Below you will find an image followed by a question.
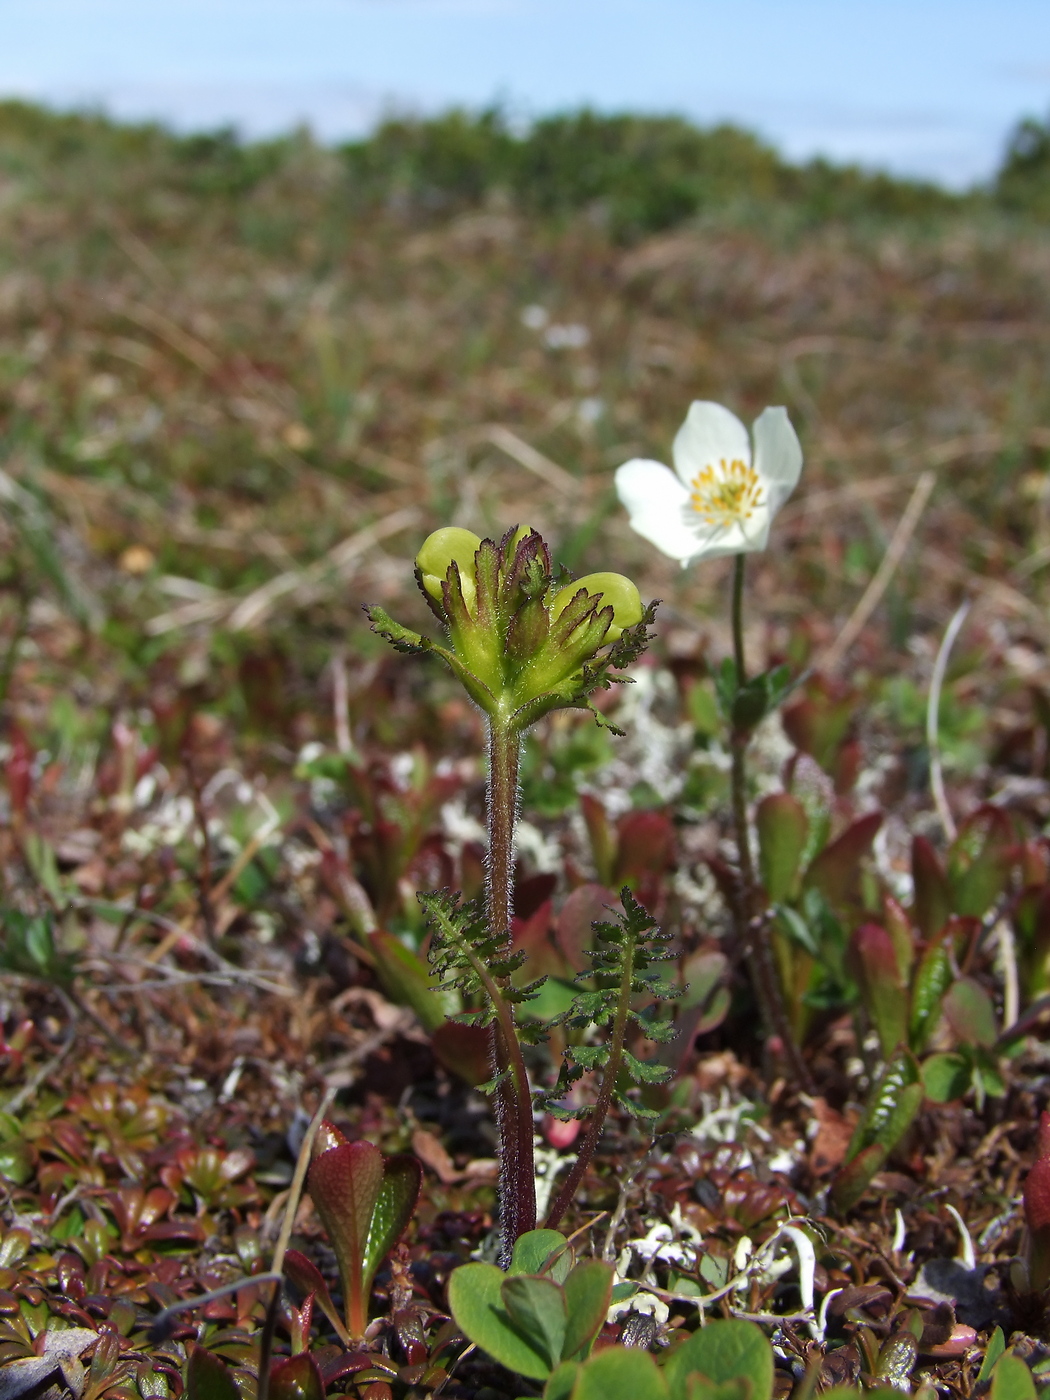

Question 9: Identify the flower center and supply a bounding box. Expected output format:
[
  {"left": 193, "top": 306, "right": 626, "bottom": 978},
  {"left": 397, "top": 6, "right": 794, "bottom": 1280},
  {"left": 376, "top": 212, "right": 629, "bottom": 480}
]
[{"left": 689, "top": 458, "right": 764, "bottom": 530}]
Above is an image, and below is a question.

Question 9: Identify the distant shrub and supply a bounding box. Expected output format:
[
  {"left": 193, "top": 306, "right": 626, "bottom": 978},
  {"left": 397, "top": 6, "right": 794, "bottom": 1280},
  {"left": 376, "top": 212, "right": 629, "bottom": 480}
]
[
  {"left": 340, "top": 106, "right": 964, "bottom": 237},
  {"left": 997, "top": 112, "right": 1050, "bottom": 214},
  {"left": 0, "top": 97, "right": 993, "bottom": 238}
]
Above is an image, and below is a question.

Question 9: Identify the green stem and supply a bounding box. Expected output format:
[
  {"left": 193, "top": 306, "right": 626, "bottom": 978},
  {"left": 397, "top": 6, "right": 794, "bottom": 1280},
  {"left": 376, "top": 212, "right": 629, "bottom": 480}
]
[
  {"left": 486, "top": 719, "right": 537, "bottom": 1266},
  {"left": 728, "top": 557, "right": 813, "bottom": 1091},
  {"left": 732, "top": 554, "right": 748, "bottom": 689},
  {"left": 543, "top": 933, "right": 634, "bottom": 1231}
]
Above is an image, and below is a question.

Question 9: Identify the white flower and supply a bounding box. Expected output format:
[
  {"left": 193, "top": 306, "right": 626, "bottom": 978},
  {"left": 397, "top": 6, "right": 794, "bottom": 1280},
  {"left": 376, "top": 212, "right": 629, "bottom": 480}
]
[{"left": 615, "top": 400, "right": 803, "bottom": 566}]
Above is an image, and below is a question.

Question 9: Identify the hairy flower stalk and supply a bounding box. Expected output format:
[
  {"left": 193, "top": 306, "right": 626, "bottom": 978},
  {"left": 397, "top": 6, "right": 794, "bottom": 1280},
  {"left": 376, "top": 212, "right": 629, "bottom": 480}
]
[{"left": 368, "top": 524, "right": 655, "bottom": 1264}]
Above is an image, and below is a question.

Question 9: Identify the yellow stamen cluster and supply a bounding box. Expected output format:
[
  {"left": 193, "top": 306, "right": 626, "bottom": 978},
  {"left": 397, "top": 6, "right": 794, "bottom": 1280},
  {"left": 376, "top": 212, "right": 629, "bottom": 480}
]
[{"left": 689, "top": 458, "right": 764, "bottom": 529}]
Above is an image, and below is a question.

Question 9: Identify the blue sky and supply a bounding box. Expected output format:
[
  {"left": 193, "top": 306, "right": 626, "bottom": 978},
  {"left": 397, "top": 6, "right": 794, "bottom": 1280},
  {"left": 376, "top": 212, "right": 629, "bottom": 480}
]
[{"left": 1, "top": 0, "right": 1048, "bottom": 186}]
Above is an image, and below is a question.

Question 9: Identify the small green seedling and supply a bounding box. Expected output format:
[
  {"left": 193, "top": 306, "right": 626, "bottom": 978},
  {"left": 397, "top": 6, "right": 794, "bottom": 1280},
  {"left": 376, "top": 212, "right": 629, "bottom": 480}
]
[
  {"left": 448, "top": 1229, "right": 613, "bottom": 1381},
  {"left": 545, "top": 1317, "right": 774, "bottom": 1400}
]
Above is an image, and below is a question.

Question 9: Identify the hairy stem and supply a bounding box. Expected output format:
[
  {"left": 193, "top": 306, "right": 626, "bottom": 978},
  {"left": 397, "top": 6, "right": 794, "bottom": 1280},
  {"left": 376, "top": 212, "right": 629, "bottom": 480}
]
[
  {"left": 729, "top": 556, "right": 813, "bottom": 1091},
  {"left": 486, "top": 719, "right": 537, "bottom": 1265},
  {"left": 543, "top": 935, "right": 634, "bottom": 1230}
]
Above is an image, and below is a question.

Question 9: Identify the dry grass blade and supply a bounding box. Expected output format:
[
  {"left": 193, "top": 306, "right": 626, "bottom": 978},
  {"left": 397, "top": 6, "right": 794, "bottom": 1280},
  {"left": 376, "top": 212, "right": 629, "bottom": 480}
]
[
  {"left": 227, "top": 506, "right": 421, "bottom": 631},
  {"left": 482, "top": 425, "right": 577, "bottom": 495},
  {"left": 820, "top": 471, "right": 936, "bottom": 672},
  {"left": 927, "top": 599, "right": 972, "bottom": 842}
]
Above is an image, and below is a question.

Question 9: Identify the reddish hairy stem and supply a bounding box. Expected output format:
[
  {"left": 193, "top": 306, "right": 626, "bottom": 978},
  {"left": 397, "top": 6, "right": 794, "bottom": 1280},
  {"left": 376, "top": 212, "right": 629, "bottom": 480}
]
[{"left": 486, "top": 720, "right": 537, "bottom": 1265}]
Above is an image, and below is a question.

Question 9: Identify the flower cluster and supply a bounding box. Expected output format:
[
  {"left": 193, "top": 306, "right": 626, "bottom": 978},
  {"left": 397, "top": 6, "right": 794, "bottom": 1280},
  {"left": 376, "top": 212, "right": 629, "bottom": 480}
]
[{"left": 368, "top": 525, "right": 655, "bottom": 734}]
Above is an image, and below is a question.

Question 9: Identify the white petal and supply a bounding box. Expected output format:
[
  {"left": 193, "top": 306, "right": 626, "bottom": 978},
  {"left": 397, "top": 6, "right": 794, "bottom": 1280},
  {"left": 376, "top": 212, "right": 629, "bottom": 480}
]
[
  {"left": 752, "top": 406, "right": 803, "bottom": 517},
  {"left": 615, "top": 459, "right": 700, "bottom": 562},
  {"left": 687, "top": 506, "right": 773, "bottom": 562},
  {"left": 672, "top": 401, "right": 751, "bottom": 487}
]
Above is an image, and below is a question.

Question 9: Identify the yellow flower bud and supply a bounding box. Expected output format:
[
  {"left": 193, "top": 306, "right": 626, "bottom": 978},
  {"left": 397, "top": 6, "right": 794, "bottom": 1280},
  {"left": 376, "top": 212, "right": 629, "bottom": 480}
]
[
  {"left": 416, "top": 527, "right": 482, "bottom": 610},
  {"left": 551, "top": 572, "right": 644, "bottom": 642}
]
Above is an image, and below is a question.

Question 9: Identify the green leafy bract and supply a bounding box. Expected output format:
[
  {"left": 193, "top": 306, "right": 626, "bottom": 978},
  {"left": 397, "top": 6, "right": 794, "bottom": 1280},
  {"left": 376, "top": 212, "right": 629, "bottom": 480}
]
[{"left": 545, "top": 889, "right": 680, "bottom": 1120}]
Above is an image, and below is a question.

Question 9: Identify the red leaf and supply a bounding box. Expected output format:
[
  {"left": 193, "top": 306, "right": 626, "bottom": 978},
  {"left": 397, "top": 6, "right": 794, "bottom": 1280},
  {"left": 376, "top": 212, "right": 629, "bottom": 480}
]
[
  {"left": 912, "top": 836, "right": 951, "bottom": 939},
  {"left": 555, "top": 884, "right": 613, "bottom": 973},
  {"left": 804, "top": 812, "right": 882, "bottom": 908},
  {"left": 308, "top": 1141, "right": 384, "bottom": 1337},
  {"left": 614, "top": 810, "right": 675, "bottom": 886},
  {"left": 269, "top": 1354, "right": 325, "bottom": 1400}
]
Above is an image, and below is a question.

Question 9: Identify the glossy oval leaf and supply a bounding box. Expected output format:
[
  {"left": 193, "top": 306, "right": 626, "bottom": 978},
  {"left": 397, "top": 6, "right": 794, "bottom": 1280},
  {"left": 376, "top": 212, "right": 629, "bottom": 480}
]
[
  {"left": 942, "top": 977, "right": 997, "bottom": 1048},
  {"left": 363, "top": 1152, "right": 423, "bottom": 1282},
  {"left": 448, "top": 1262, "right": 554, "bottom": 1381},
  {"left": 568, "top": 1346, "right": 669, "bottom": 1400},
  {"left": 922, "top": 1052, "right": 972, "bottom": 1104},
  {"left": 268, "top": 1354, "right": 325, "bottom": 1400},
  {"left": 510, "top": 1229, "right": 571, "bottom": 1280},
  {"left": 990, "top": 1354, "right": 1037, "bottom": 1400},
  {"left": 561, "top": 1260, "right": 615, "bottom": 1360},
  {"left": 186, "top": 1350, "right": 240, "bottom": 1400},
  {"left": 501, "top": 1275, "right": 568, "bottom": 1371},
  {"left": 757, "top": 793, "right": 808, "bottom": 904},
  {"left": 664, "top": 1320, "right": 773, "bottom": 1400}
]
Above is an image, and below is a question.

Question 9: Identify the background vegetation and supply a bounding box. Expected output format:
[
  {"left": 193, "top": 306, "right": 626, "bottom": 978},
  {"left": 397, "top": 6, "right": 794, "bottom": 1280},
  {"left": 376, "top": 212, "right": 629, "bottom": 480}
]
[{"left": 3, "top": 95, "right": 1050, "bottom": 1397}]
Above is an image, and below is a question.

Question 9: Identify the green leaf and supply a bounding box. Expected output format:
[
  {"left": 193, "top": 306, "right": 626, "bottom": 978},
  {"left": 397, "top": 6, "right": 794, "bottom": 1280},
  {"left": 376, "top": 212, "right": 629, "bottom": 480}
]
[
  {"left": 561, "top": 1260, "right": 614, "bottom": 1360},
  {"left": 510, "top": 1229, "right": 571, "bottom": 1279},
  {"left": 282, "top": 1249, "right": 346, "bottom": 1344},
  {"left": 846, "top": 1048, "right": 923, "bottom": 1157},
  {"left": 912, "top": 836, "right": 953, "bottom": 939},
  {"left": 804, "top": 813, "right": 882, "bottom": 910},
  {"left": 756, "top": 794, "right": 809, "bottom": 904},
  {"left": 922, "top": 1051, "right": 972, "bottom": 1103},
  {"left": 978, "top": 1328, "right": 1007, "bottom": 1384},
  {"left": 908, "top": 938, "right": 952, "bottom": 1052},
  {"left": 685, "top": 1377, "right": 753, "bottom": 1400},
  {"left": 186, "top": 1350, "right": 240, "bottom": 1400},
  {"left": 566, "top": 1346, "right": 669, "bottom": 1400},
  {"left": 621, "top": 1050, "right": 673, "bottom": 1086},
  {"left": 664, "top": 1320, "right": 774, "bottom": 1400},
  {"left": 501, "top": 1275, "right": 568, "bottom": 1371},
  {"left": 546, "top": 1362, "right": 581, "bottom": 1400},
  {"left": 309, "top": 1139, "right": 421, "bottom": 1338},
  {"left": 942, "top": 977, "right": 998, "bottom": 1048},
  {"left": 949, "top": 806, "right": 1015, "bottom": 920},
  {"left": 363, "top": 1153, "right": 423, "bottom": 1283},
  {"left": 830, "top": 1142, "right": 887, "bottom": 1212},
  {"left": 448, "top": 1262, "right": 554, "bottom": 1381},
  {"left": 990, "top": 1354, "right": 1038, "bottom": 1400},
  {"left": 308, "top": 1140, "right": 383, "bottom": 1336},
  {"left": 875, "top": 1332, "right": 917, "bottom": 1388},
  {"left": 851, "top": 923, "right": 908, "bottom": 1059},
  {"left": 368, "top": 929, "right": 454, "bottom": 1032}
]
